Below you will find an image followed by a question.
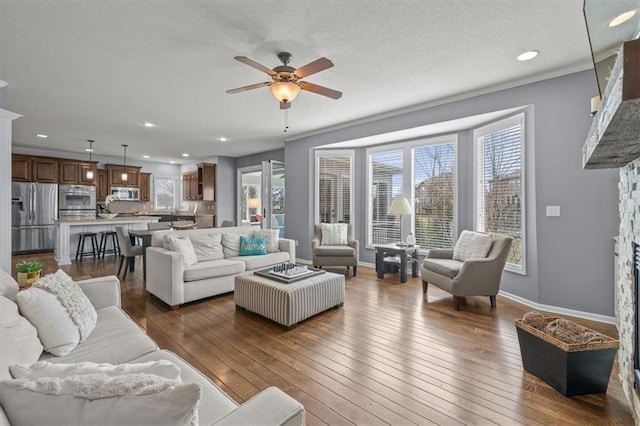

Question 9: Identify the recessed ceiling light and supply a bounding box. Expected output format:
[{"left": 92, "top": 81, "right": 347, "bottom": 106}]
[
  {"left": 36, "top": 134, "right": 48, "bottom": 138},
  {"left": 141, "top": 122, "right": 156, "bottom": 127},
  {"left": 169, "top": 161, "right": 176, "bottom": 164},
  {"left": 182, "top": 153, "right": 189, "bottom": 157},
  {"left": 85, "top": 148, "right": 93, "bottom": 152},
  {"left": 143, "top": 155, "right": 150, "bottom": 159},
  {"left": 609, "top": 10, "right": 636, "bottom": 27},
  {"left": 218, "top": 137, "right": 228, "bottom": 142},
  {"left": 517, "top": 50, "right": 539, "bottom": 61}
]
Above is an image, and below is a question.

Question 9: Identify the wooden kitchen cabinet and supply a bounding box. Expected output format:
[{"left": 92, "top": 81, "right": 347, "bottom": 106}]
[
  {"left": 59, "top": 160, "right": 98, "bottom": 185},
  {"left": 197, "top": 163, "right": 216, "bottom": 201},
  {"left": 79, "top": 162, "right": 97, "bottom": 185},
  {"left": 195, "top": 215, "right": 215, "bottom": 228},
  {"left": 105, "top": 164, "right": 141, "bottom": 187},
  {"left": 31, "top": 157, "right": 58, "bottom": 183},
  {"left": 97, "top": 169, "right": 108, "bottom": 200},
  {"left": 182, "top": 172, "right": 198, "bottom": 200},
  {"left": 11, "top": 154, "right": 31, "bottom": 181},
  {"left": 140, "top": 172, "right": 152, "bottom": 201}
]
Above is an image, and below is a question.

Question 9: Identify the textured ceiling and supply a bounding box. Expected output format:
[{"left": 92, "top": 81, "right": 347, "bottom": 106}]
[{"left": 0, "top": 1, "right": 636, "bottom": 163}]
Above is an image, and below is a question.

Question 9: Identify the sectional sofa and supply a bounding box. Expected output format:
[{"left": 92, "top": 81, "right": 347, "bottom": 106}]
[
  {"left": 146, "top": 226, "right": 295, "bottom": 309},
  {"left": 0, "top": 270, "right": 305, "bottom": 425}
]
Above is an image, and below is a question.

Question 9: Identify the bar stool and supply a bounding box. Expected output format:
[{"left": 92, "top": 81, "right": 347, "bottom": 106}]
[
  {"left": 99, "top": 231, "right": 120, "bottom": 259},
  {"left": 75, "top": 232, "right": 99, "bottom": 262}
]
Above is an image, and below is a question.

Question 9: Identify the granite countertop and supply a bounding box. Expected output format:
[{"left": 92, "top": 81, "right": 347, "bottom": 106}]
[
  {"left": 55, "top": 216, "right": 160, "bottom": 223},
  {"left": 146, "top": 212, "right": 215, "bottom": 217}
]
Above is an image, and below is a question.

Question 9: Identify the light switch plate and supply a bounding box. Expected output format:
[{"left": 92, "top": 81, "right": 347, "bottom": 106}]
[{"left": 546, "top": 206, "right": 560, "bottom": 217}]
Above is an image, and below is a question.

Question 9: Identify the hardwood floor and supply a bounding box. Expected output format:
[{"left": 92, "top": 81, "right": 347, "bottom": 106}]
[{"left": 13, "top": 252, "right": 633, "bottom": 424}]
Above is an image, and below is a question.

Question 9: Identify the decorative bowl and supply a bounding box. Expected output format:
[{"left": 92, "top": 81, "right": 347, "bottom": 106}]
[{"left": 99, "top": 213, "right": 118, "bottom": 219}]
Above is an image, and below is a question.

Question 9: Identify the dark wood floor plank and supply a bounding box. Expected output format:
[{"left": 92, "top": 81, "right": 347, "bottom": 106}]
[{"left": 13, "top": 253, "right": 633, "bottom": 425}]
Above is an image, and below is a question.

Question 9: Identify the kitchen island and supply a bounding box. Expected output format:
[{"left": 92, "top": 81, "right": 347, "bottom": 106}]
[{"left": 54, "top": 216, "right": 160, "bottom": 265}]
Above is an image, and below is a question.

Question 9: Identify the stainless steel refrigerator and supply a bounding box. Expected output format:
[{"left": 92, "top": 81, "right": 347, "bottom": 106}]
[{"left": 11, "top": 182, "right": 58, "bottom": 253}]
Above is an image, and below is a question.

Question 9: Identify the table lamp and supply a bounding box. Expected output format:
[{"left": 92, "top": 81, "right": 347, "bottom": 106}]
[{"left": 388, "top": 197, "right": 413, "bottom": 246}]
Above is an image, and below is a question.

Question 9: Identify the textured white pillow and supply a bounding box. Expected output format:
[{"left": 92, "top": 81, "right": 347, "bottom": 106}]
[
  {"left": 321, "top": 223, "right": 348, "bottom": 246},
  {"left": 0, "top": 297, "right": 43, "bottom": 380},
  {"left": 10, "top": 360, "right": 181, "bottom": 381},
  {"left": 168, "top": 237, "right": 198, "bottom": 267},
  {"left": 0, "top": 377, "right": 200, "bottom": 426},
  {"left": 0, "top": 269, "right": 19, "bottom": 302},
  {"left": 189, "top": 234, "right": 224, "bottom": 262},
  {"left": 453, "top": 231, "right": 493, "bottom": 261},
  {"left": 221, "top": 231, "right": 253, "bottom": 258},
  {"left": 17, "top": 270, "right": 97, "bottom": 357},
  {"left": 253, "top": 229, "right": 280, "bottom": 253}
]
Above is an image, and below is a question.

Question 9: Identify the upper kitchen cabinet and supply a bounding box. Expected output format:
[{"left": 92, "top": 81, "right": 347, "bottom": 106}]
[
  {"left": 104, "top": 164, "right": 141, "bottom": 187},
  {"left": 59, "top": 160, "right": 98, "bottom": 185},
  {"left": 140, "top": 172, "right": 152, "bottom": 201},
  {"left": 182, "top": 172, "right": 197, "bottom": 200},
  {"left": 11, "top": 154, "right": 31, "bottom": 182},
  {"left": 97, "top": 169, "right": 108, "bottom": 200},
  {"left": 197, "top": 162, "right": 216, "bottom": 201},
  {"left": 12, "top": 154, "right": 59, "bottom": 183}
]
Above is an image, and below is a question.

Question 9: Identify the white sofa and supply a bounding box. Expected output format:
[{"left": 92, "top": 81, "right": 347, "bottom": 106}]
[
  {"left": 146, "top": 226, "right": 295, "bottom": 309},
  {"left": 0, "top": 271, "right": 305, "bottom": 425}
]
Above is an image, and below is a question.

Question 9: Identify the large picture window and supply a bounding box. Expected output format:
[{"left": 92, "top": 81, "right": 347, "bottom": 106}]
[
  {"left": 315, "top": 151, "right": 353, "bottom": 224},
  {"left": 473, "top": 114, "right": 526, "bottom": 273},
  {"left": 154, "top": 177, "right": 178, "bottom": 210},
  {"left": 367, "top": 136, "right": 456, "bottom": 249}
]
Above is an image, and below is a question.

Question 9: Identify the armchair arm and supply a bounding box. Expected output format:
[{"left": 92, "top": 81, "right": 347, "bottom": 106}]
[
  {"left": 427, "top": 249, "right": 453, "bottom": 259},
  {"left": 146, "top": 247, "right": 185, "bottom": 307},
  {"left": 214, "top": 387, "right": 305, "bottom": 426},
  {"left": 278, "top": 238, "right": 296, "bottom": 263},
  {"left": 76, "top": 276, "right": 121, "bottom": 309},
  {"left": 311, "top": 235, "right": 321, "bottom": 251},
  {"left": 453, "top": 257, "right": 506, "bottom": 295},
  {"left": 347, "top": 237, "right": 359, "bottom": 257}
]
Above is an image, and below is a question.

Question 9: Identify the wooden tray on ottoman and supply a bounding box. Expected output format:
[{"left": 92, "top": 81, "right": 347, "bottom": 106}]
[{"left": 515, "top": 317, "right": 619, "bottom": 396}]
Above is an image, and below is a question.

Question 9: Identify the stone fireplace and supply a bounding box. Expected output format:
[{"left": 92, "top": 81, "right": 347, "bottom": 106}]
[{"left": 617, "top": 158, "right": 640, "bottom": 420}]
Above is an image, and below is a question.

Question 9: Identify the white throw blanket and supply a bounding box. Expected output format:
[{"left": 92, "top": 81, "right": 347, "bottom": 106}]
[{"left": 34, "top": 270, "right": 97, "bottom": 342}]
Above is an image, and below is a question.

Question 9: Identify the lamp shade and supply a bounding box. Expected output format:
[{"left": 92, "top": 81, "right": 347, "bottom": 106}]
[
  {"left": 248, "top": 198, "right": 261, "bottom": 209},
  {"left": 270, "top": 82, "right": 301, "bottom": 103},
  {"left": 388, "top": 197, "right": 413, "bottom": 215}
]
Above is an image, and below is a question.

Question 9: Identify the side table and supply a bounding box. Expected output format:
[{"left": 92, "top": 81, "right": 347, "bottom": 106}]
[{"left": 374, "top": 244, "right": 420, "bottom": 283}]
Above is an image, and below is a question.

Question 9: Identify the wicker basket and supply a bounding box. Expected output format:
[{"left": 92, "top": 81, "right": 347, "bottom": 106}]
[{"left": 515, "top": 317, "right": 619, "bottom": 396}]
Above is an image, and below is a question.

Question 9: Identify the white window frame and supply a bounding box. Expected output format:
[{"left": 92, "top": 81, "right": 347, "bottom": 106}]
[
  {"left": 236, "top": 165, "right": 262, "bottom": 225},
  {"left": 314, "top": 150, "right": 354, "bottom": 225},
  {"left": 472, "top": 113, "right": 527, "bottom": 275},
  {"left": 153, "top": 176, "right": 179, "bottom": 210},
  {"left": 366, "top": 134, "right": 458, "bottom": 250}
]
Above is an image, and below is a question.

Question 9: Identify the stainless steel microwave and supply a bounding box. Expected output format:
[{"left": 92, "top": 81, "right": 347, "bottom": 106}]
[{"left": 110, "top": 186, "right": 139, "bottom": 201}]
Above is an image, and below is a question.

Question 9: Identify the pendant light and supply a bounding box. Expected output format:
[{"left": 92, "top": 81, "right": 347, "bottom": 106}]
[
  {"left": 121, "top": 144, "right": 128, "bottom": 182},
  {"left": 85, "top": 140, "right": 94, "bottom": 180}
]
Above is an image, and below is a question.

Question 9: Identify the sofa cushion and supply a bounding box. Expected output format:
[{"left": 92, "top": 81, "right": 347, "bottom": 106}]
[
  {"left": 167, "top": 236, "right": 198, "bottom": 267},
  {"left": 0, "top": 269, "right": 19, "bottom": 302},
  {"left": 228, "top": 251, "right": 290, "bottom": 271},
  {"left": 239, "top": 236, "right": 267, "bottom": 256},
  {"left": 314, "top": 245, "right": 356, "bottom": 257},
  {"left": 10, "top": 360, "right": 181, "bottom": 381},
  {"left": 189, "top": 233, "right": 224, "bottom": 262},
  {"left": 253, "top": 229, "right": 280, "bottom": 253},
  {"left": 221, "top": 231, "right": 254, "bottom": 258},
  {"left": 41, "top": 306, "right": 157, "bottom": 365},
  {"left": 133, "top": 350, "right": 238, "bottom": 425},
  {"left": 320, "top": 223, "right": 348, "bottom": 246},
  {"left": 183, "top": 259, "right": 246, "bottom": 282},
  {"left": 422, "top": 258, "right": 463, "bottom": 279},
  {"left": 453, "top": 231, "right": 493, "bottom": 261},
  {"left": 0, "top": 297, "right": 43, "bottom": 380}
]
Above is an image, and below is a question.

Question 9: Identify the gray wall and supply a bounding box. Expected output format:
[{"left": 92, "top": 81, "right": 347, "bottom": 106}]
[
  {"left": 285, "top": 70, "right": 619, "bottom": 316},
  {"left": 235, "top": 148, "right": 284, "bottom": 169},
  {"left": 0, "top": 85, "right": 7, "bottom": 109}
]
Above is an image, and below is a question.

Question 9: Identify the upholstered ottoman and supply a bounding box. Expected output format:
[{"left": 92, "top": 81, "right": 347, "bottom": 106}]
[{"left": 234, "top": 271, "right": 345, "bottom": 329}]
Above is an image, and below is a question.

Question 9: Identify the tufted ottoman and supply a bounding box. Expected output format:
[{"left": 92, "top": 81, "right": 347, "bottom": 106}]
[{"left": 234, "top": 271, "right": 345, "bottom": 329}]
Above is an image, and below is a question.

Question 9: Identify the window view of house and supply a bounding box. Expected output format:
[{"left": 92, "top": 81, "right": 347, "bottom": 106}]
[
  {"left": 154, "top": 177, "right": 178, "bottom": 210},
  {"left": 316, "top": 153, "right": 352, "bottom": 224},
  {"left": 369, "top": 150, "right": 403, "bottom": 245}
]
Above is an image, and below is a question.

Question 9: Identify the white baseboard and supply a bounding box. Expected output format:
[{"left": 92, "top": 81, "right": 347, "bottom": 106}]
[{"left": 499, "top": 290, "right": 617, "bottom": 325}]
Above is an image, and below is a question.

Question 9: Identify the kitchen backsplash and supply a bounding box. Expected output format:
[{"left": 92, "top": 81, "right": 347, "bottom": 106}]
[{"left": 107, "top": 200, "right": 215, "bottom": 214}]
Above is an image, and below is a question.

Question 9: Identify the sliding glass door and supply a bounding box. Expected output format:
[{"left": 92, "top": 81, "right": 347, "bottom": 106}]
[{"left": 262, "top": 160, "right": 285, "bottom": 237}]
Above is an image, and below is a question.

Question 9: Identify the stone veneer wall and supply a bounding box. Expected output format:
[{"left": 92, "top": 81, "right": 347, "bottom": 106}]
[{"left": 617, "top": 158, "right": 640, "bottom": 421}]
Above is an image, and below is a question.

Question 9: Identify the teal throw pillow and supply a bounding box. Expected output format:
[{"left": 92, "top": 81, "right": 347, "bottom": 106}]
[{"left": 239, "top": 236, "right": 267, "bottom": 256}]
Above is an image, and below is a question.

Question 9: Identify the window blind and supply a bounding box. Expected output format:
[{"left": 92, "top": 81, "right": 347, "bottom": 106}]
[
  {"left": 413, "top": 143, "right": 455, "bottom": 249},
  {"left": 369, "top": 150, "right": 403, "bottom": 244},
  {"left": 317, "top": 155, "right": 352, "bottom": 223},
  {"left": 475, "top": 121, "right": 524, "bottom": 269}
]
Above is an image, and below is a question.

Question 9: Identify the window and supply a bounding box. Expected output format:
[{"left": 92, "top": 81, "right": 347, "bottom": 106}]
[
  {"left": 154, "top": 177, "right": 179, "bottom": 210},
  {"left": 315, "top": 151, "right": 353, "bottom": 224},
  {"left": 413, "top": 143, "right": 455, "bottom": 249},
  {"left": 369, "top": 149, "right": 403, "bottom": 244},
  {"left": 473, "top": 114, "right": 525, "bottom": 273}
]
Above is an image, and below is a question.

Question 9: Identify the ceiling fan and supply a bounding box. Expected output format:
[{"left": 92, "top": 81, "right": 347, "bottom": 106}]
[{"left": 226, "top": 52, "right": 342, "bottom": 110}]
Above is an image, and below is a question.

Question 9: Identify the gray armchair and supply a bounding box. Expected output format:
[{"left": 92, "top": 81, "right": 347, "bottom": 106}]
[
  {"left": 421, "top": 232, "right": 512, "bottom": 310},
  {"left": 312, "top": 224, "right": 359, "bottom": 276}
]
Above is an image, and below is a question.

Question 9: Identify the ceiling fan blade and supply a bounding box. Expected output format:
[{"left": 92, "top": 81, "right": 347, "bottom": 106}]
[
  {"left": 280, "top": 101, "right": 291, "bottom": 110},
  {"left": 299, "top": 81, "right": 342, "bottom": 100},
  {"left": 226, "top": 81, "right": 271, "bottom": 94},
  {"left": 234, "top": 56, "right": 276, "bottom": 76},
  {"left": 294, "top": 57, "right": 334, "bottom": 78}
]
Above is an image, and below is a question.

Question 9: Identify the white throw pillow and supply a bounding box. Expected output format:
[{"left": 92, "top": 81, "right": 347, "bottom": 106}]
[
  {"left": 189, "top": 234, "right": 224, "bottom": 262},
  {"left": 0, "top": 269, "right": 19, "bottom": 302},
  {"left": 253, "top": 229, "right": 280, "bottom": 253},
  {"left": 17, "top": 270, "right": 97, "bottom": 357},
  {"left": 168, "top": 237, "right": 198, "bottom": 267},
  {"left": 221, "top": 231, "right": 253, "bottom": 258},
  {"left": 0, "top": 376, "right": 200, "bottom": 426},
  {"left": 321, "top": 223, "right": 348, "bottom": 246},
  {"left": 0, "top": 297, "right": 43, "bottom": 380},
  {"left": 453, "top": 231, "right": 493, "bottom": 261},
  {"left": 10, "top": 360, "right": 181, "bottom": 381}
]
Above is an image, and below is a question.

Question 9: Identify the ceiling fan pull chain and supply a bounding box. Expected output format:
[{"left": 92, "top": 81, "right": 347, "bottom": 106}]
[{"left": 284, "top": 109, "right": 289, "bottom": 133}]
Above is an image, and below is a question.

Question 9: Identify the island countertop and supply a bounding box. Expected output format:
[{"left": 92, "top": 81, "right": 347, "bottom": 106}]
[{"left": 54, "top": 216, "right": 160, "bottom": 224}]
